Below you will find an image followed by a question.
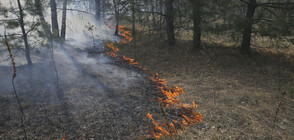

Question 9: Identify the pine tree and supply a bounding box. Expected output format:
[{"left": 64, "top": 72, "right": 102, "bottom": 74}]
[
  {"left": 95, "top": 0, "right": 101, "bottom": 22},
  {"left": 61, "top": 0, "right": 68, "bottom": 40},
  {"left": 190, "top": 0, "right": 202, "bottom": 50},
  {"left": 50, "top": 0, "right": 59, "bottom": 38},
  {"left": 165, "top": 0, "right": 176, "bottom": 46}
]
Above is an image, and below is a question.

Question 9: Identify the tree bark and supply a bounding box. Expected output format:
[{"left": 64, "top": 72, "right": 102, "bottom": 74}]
[
  {"left": 50, "top": 0, "right": 59, "bottom": 38},
  {"left": 61, "top": 0, "right": 68, "bottom": 40},
  {"left": 165, "top": 0, "right": 176, "bottom": 46},
  {"left": 17, "top": 0, "right": 32, "bottom": 65},
  {"left": 113, "top": 0, "right": 120, "bottom": 36},
  {"left": 191, "top": 0, "right": 202, "bottom": 50},
  {"left": 101, "top": 0, "right": 105, "bottom": 19},
  {"left": 132, "top": 0, "right": 136, "bottom": 47},
  {"left": 151, "top": 0, "right": 156, "bottom": 29},
  {"left": 95, "top": 0, "right": 101, "bottom": 22},
  {"left": 241, "top": 0, "right": 257, "bottom": 55}
]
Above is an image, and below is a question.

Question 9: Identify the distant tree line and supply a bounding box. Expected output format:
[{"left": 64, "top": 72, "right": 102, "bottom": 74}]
[{"left": 108, "top": 0, "right": 294, "bottom": 54}]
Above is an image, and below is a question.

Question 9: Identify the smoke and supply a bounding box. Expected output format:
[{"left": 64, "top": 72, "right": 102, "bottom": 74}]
[
  {"left": 42, "top": 1, "right": 120, "bottom": 43},
  {"left": 0, "top": 0, "right": 137, "bottom": 99},
  {"left": 0, "top": 0, "right": 143, "bottom": 118},
  {"left": 0, "top": 1, "right": 156, "bottom": 139}
]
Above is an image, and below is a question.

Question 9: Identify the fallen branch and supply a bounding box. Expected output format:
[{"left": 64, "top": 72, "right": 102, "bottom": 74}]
[{"left": 270, "top": 91, "right": 287, "bottom": 140}]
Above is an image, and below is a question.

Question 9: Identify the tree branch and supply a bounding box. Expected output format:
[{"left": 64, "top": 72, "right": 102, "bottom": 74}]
[
  {"left": 240, "top": 0, "right": 250, "bottom": 5},
  {"left": 138, "top": 10, "right": 166, "bottom": 16},
  {"left": 0, "top": 33, "right": 22, "bottom": 38},
  {"left": 26, "top": 23, "right": 40, "bottom": 34},
  {"left": 259, "top": 2, "right": 294, "bottom": 9},
  {"left": 57, "top": 8, "right": 94, "bottom": 15}
]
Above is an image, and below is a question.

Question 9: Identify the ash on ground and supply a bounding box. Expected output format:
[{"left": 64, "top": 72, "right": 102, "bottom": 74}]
[{"left": 0, "top": 39, "right": 166, "bottom": 139}]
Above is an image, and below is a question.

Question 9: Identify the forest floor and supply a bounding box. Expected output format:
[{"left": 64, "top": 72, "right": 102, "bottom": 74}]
[
  {"left": 0, "top": 37, "right": 170, "bottom": 139},
  {"left": 118, "top": 37, "right": 294, "bottom": 139},
  {"left": 0, "top": 25, "right": 293, "bottom": 139}
]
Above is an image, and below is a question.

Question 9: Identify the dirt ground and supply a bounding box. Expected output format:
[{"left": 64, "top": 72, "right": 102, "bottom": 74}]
[
  {"left": 0, "top": 38, "right": 171, "bottom": 139},
  {"left": 118, "top": 38, "right": 294, "bottom": 139},
  {"left": 1, "top": 27, "right": 293, "bottom": 139}
]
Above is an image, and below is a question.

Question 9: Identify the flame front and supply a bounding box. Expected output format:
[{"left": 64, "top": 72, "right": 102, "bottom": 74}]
[
  {"left": 106, "top": 25, "right": 133, "bottom": 44},
  {"left": 147, "top": 113, "right": 170, "bottom": 139},
  {"left": 105, "top": 43, "right": 119, "bottom": 57},
  {"left": 106, "top": 25, "right": 202, "bottom": 139},
  {"left": 123, "top": 56, "right": 139, "bottom": 65}
]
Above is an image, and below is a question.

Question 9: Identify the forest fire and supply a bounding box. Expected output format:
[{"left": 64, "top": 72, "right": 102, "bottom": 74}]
[
  {"left": 147, "top": 113, "right": 172, "bottom": 139},
  {"left": 151, "top": 74, "right": 184, "bottom": 106},
  {"left": 121, "top": 30, "right": 133, "bottom": 42},
  {"left": 148, "top": 74, "right": 202, "bottom": 139},
  {"left": 106, "top": 25, "right": 202, "bottom": 139},
  {"left": 106, "top": 43, "right": 119, "bottom": 57},
  {"left": 123, "top": 56, "right": 139, "bottom": 65},
  {"left": 1, "top": 0, "right": 292, "bottom": 139}
]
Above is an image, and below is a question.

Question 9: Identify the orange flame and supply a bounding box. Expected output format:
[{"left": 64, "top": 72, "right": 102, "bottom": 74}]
[
  {"left": 105, "top": 43, "right": 119, "bottom": 57},
  {"left": 147, "top": 113, "right": 170, "bottom": 139},
  {"left": 148, "top": 72, "right": 202, "bottom": 139},
  {"left": 106, "top": 25, "right": 202, "bottom": 139},
  {"left": 123, "top": 56, "right": 139, "bottom": 65},
  {"left": 106, "top": 25, "right": 133, "bottom": 43},
  {"left": 106, "top": 25, "right": 114, "bottom": 29},
  {"left": 62, "top": 134, "right": 66, "bottom": 140}
]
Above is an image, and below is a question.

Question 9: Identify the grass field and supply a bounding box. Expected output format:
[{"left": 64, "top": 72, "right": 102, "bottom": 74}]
[{"left": 117, "top": 32, "right": 294, "bottom": 139}]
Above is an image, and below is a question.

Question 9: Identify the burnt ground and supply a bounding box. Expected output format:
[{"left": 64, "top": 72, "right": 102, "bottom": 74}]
[{"left": 0, "top": 39, "right": 167, "bottom": 139}]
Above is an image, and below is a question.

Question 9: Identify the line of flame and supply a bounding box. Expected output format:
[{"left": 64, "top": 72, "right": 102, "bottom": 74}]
[{"left": 105, "top": 25, "right": 202, "bottom": 139}]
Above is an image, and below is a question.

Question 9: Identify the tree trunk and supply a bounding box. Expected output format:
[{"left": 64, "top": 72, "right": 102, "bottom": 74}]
[
  {"left": 191, "top": 0, "right": 202, "bottom": 50},
  {"left": 50, "top": 0, "right": 59, "bottom": 38},
  {"left": 95, "top": 0, "right": 101, "bottom": 22},
  {"left": 165, "top": 0, "right": 175, "bottom": 46},
  {"left": 113, "top": 0, "right": 119, "bottom": 36},
  {"left": 101, "top": 0, "right": 106, "bottom": 19},
  {"left": 61, "top": 0, "right": 68, "bottom": 40},
  {"left": 241, "top": 0, "right": 257, "bottom": 55},
  {"left": 132, "top": 0, "right": 136, "bottom": 47},
  {"left": 17, "top": 0, "right": 32, "bottom": 65},
  {"left": 115, "top": 22, "right": 119, "bottom": 36},
  {"left": 158, "top": 0, "right": 164, "bottom": 41},
  {"left": 151, "top": 0, "right": 156, "bottom": 30}
]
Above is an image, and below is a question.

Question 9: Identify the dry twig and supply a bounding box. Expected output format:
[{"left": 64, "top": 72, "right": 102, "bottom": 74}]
[{"left": 4, "top": 33, "right": 28, "bottom": 140}]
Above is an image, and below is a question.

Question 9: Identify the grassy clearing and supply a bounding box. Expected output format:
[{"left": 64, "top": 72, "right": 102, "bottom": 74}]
[{"left": 117, "top": 31, "right": 294, "bottom": 139}]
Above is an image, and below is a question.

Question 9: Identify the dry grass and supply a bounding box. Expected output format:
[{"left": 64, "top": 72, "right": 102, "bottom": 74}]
[{"left": 118, "top": 34, "right": 294, "bottom": 139}]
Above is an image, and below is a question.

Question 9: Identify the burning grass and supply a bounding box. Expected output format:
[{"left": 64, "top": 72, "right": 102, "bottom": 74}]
[{"left": 105, "top": 25, "right": 202, "bottom": 139}]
